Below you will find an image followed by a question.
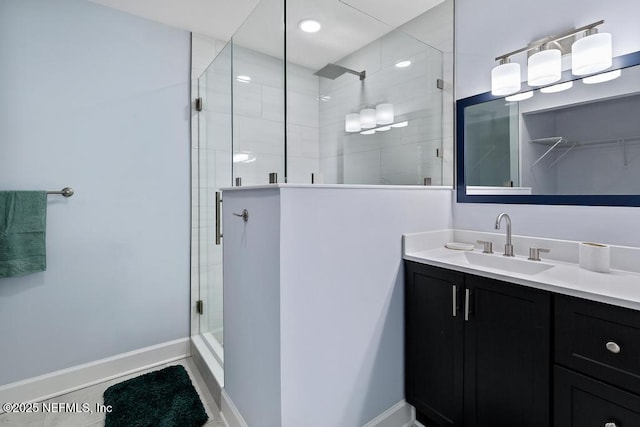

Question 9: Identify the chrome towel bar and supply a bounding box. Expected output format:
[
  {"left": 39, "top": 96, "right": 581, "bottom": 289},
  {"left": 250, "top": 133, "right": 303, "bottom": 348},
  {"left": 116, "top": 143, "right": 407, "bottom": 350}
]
[{"left": 46, "top": 187, "right": 74, "bottom": 197}]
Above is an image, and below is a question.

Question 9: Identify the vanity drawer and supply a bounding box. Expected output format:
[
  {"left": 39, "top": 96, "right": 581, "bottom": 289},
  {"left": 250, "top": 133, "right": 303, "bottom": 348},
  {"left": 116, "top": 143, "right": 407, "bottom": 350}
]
[
  {"left": 555, "top": 294, "right": 640, "bottom": 395},
  {"left": 554, "top": 366, "right": 640, "bottom": 427}
]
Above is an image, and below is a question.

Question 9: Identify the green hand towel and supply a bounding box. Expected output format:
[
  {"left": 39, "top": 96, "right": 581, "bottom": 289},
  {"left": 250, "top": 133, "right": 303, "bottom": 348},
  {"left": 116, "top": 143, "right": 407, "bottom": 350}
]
[{"left": 0, "top": 191, "right": 47, "bottom": 278}]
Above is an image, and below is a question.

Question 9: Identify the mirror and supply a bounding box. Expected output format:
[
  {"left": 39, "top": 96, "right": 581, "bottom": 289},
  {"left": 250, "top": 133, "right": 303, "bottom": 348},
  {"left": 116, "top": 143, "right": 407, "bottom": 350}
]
[{"left": 457, "top": 50, "right": 640, "bottom": 206}]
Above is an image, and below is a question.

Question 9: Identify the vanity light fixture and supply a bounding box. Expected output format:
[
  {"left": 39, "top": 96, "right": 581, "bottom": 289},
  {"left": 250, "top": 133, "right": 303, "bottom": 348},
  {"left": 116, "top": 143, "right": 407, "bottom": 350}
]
[
  {"left": 491, "top": 59, "right": 521, "bottom": 96},
  {"left": 582, "top": 69, "right": 621, "bottom": 84},
  {"left": 395, "top": 60, "right": 412, "bottom": 68},
  {"left": 540, "top": 81, "right": 573, "bottom": 93},
  {"left": 528, "top": 46, "right": 561, "bottom": 86},
  {"left": 377, "top": 126, "right": 392, "bottom": 132},
  {"left": 572, "top": 29, "right": 612, "bottom": 75},
  {"left": 360, "top": 129, "right": 376, "bottom": 135},
  {"left": 505, "top": 91, "right": 533, "bottom": 102},
  {"left": 491, "top": 20, "right": 611, "bottom": 95},
  {"left": 298, "top": 19, "right": 321, "bottom": 33}
]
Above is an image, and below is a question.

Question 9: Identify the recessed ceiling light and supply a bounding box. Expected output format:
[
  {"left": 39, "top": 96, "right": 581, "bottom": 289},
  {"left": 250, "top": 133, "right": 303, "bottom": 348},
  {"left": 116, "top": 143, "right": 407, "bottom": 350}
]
[
  {"left": 236, "top": 75, "right": 251, "bottom": 83},
  {"left": 395, "top": 60, "right": 412, "bottom": 68},
  {"left": 299, "top": 19, "right": 321, "bottom": 33}
]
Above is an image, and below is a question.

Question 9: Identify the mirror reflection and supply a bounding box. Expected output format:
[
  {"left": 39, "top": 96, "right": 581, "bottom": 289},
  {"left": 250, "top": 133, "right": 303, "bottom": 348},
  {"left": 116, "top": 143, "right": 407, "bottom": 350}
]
[
  {"left": 461, "top": 53, "right": 640, "bottom": 197},
  {"left": 197, "top": 0, "right": 454, "bottom": 186}
]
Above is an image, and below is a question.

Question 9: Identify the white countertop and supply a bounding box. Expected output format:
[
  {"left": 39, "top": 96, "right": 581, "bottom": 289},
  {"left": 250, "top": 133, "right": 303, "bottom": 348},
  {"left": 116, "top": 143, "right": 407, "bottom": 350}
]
[
  {"left": 403, "top": 230, "right": 640, "bottom": 311},
  {"left": 221, "top": 183, "right": 453, "bottom": 191}
]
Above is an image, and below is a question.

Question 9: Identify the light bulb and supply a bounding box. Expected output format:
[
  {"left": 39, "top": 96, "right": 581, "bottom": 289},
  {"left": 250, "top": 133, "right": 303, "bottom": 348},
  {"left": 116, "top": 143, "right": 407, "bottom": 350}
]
[
  {"left": 572, "top": 32, "right": 612, "bottom": 76},
  {"left": 491, "top": 62, "right": 521, "bottom": 96},
  {"left": 528, "top": 49, "right": 561, "bottom": 86}
]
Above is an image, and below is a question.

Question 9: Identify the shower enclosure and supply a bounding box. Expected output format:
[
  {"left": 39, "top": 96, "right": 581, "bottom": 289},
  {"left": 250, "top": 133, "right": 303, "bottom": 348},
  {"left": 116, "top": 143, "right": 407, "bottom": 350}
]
[{"left": 191, "top": 0, "right": 452, "bottom": 389}]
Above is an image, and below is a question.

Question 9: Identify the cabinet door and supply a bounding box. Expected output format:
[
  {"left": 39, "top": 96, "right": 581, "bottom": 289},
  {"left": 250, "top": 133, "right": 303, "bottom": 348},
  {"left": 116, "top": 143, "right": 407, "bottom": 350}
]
[
  {"left": 555, "top": 294, "right": 640, "bottom": 395},
  {"left": 554, "top": 365, "right": 640, "bottom": 426},
  {"left": 463, "top": 274, "right": 551, "bottom": 427},
  {"left": 405, "top": 262, "right": 464, "bottom": 427}
]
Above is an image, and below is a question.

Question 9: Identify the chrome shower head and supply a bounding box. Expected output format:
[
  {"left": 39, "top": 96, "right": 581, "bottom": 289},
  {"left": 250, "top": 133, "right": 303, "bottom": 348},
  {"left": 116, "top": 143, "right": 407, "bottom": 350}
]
[{"left": 313, "top": 63, "right": 366, "bottom": 80}]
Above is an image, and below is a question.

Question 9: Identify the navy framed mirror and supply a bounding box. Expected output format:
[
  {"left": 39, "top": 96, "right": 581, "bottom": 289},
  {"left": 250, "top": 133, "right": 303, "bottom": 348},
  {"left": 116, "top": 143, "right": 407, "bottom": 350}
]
[{"left": 456, "top": 50, "right": 640, "bottom": 206}]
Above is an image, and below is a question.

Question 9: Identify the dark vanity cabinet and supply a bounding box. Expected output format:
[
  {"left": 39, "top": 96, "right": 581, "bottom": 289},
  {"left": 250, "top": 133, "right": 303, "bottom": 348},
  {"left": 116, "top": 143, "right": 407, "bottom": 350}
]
[
  {"left": 405, "top": 261, "right": 551, "bottom": 427},
  {"left": 554, "top": 295, "right": 640, "bottom": 426}
]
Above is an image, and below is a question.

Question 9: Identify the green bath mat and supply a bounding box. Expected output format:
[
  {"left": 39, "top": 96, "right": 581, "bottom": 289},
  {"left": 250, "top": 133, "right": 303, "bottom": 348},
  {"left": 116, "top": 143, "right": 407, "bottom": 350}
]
[{"left": 103, "top": 365, "right": 208, "bottom": 427}]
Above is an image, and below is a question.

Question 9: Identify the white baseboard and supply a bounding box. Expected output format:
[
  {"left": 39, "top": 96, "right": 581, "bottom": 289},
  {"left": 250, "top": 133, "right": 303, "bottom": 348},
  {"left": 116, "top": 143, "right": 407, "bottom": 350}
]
[
  {"left": 221, "top": 389, "right": 248, "bottom": 427},
  {"left": 0, "top": 337, "right": 190, "bottom": 411},
  {"left": 219, "top": 393, "right": 413, "bottom": 427},
  {"left": 362, "top": 400, "right": 415, "bottom": 427}
]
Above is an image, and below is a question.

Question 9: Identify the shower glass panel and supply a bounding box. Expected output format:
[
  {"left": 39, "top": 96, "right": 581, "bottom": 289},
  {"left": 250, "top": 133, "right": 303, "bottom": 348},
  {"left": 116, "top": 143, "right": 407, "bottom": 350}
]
[
  {"left": 285, "top": 0, "right": 445, "bottom": 185},
  {"left": 231, "top": 0, "right": 286, "bottom": 185},
  {"left": 191, "top": 0, "right": 452, "bottom": 388},
  {"left": 195, "top": 40, "right": 232, "bottom": 366}
]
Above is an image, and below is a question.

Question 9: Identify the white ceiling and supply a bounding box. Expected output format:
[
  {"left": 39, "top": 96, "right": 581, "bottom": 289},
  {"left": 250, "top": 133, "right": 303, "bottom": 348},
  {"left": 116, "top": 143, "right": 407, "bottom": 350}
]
[{"left": 89, "top": 0, "right": 444, "bottom": 70}]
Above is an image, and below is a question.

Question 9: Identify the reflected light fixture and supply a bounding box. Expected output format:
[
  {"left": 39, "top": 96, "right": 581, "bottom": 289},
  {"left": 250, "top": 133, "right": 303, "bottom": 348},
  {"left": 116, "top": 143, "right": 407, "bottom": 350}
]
[
  {"left": 540, "top": 81, "right": 573, "bottom": 93},
  {"left": 345, "top": 103, "right": 396, "bottom": 133},
  {"left": 391, "top": 121, "right": 409, "bottom": 128},
  {"left": 376, "top": 126, "right": 391, "bottom": 132},
  {"left": 298, "top": 19, "right": 321, "bottom": 33},
  {"left": 505, "top": 91, "right": 533, "bottom": 102},
  {"left": 233, "top": 152, "right": 256, "bottom": 163},
  {"left": 345, "top": 113, "right": 361, "bottom": 132},
  {"left": 360, "top": 129, "right": 376, "bottom": 135},
  {"left": 491, "top": 59, "right": 521, "bottom": 96},
  {"left": 572, "top": 29, "right": 612, "bottom": 76},
  {"left": 395, "top": 60, "right": 412, "bottom": 68},
  {"left": 582, "top": 69, "right": 621, "bottom": 84},
  {"left": 376, "top": 103, "right": 394, "bottom": 125},
  {"left": 236, "top": 75, "right": 251, "bottom": 83},
  {"left": 359, "top": 108, "right": 377, "bottom": 129}
]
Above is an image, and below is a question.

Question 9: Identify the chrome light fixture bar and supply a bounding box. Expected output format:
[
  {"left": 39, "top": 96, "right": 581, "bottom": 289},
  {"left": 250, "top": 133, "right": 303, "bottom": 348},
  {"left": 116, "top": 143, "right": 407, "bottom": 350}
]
[{"left": 491, "top": 20, "right": 612, "bottom": 96}]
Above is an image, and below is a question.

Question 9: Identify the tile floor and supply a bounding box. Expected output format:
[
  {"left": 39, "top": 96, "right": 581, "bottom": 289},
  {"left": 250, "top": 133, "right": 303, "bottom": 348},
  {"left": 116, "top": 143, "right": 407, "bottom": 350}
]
[{"left": 0, "top": 358, "right": 224, "bottom": 427}]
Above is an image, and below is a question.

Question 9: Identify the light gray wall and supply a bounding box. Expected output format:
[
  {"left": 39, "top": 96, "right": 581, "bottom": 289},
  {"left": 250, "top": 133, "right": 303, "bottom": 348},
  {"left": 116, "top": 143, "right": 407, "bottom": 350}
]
[
  {"left": 454, "top": 0, "right": 640, "bottom": 246},
  {"left": 278, "top": 187, "right": 453, "bottom": 426},
  {"left": 222, "top": 186, "right": 452, "bottom": 426},
  {"left": 222, "top": 188, "right": 282, "bottom": 427},
  {"left": 0, "top": 0, "right": 191, "bottom": 385}
]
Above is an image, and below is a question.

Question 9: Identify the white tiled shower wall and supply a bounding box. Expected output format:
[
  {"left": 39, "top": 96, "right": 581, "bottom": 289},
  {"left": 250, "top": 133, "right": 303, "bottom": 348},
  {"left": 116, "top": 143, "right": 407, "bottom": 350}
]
[
  {"left": 189, "top": 0, "right": 454, "bottom": 333},
  {"left": 318, "top": 0, "right": 454, "bottom": 185}
]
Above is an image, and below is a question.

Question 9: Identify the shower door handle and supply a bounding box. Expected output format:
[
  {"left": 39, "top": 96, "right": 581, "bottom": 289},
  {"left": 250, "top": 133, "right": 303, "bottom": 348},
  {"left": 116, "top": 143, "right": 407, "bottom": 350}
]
[{"left": 215, "top": 191, "right": 223, "bottom": 245}]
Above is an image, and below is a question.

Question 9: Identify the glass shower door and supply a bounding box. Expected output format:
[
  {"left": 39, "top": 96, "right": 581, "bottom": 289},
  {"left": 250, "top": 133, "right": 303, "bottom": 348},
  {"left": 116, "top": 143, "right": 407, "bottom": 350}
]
[{"left": 195, "top": 41, "right": 232, "bottom": 367}]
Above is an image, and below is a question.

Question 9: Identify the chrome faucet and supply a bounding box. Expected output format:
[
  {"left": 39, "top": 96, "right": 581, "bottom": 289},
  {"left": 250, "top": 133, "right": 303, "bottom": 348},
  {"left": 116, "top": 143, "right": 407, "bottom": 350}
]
[{"left": 494, "top": 213, "right": 514, "bottom": 257}]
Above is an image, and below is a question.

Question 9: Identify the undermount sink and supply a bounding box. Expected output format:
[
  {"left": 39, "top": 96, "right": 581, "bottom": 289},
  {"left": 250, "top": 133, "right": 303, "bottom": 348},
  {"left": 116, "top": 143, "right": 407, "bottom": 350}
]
[{"left": 444, "top": 251, "right": 555, "bottom": 275}]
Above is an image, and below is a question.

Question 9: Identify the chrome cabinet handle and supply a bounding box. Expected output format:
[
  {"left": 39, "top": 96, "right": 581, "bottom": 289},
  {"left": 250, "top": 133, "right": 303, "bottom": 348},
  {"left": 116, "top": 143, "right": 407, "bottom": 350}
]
[
  {"left": 464, "top": 289, "right": 470, "bottom": 321},
  {"left": 215, "top": 191, "right": 223, "bottom": 245},
  {"left": 605, "top": 422, "right": 618, "bottom": 427},
  {"left": 452, "top": 285, "right": 457, "bottom": 317},
  {"left": 233, "top": 209, "right": 249, "bottom": 222},
  {"left": 606, "top": 341, "right": 621, "bottom": 354}
]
